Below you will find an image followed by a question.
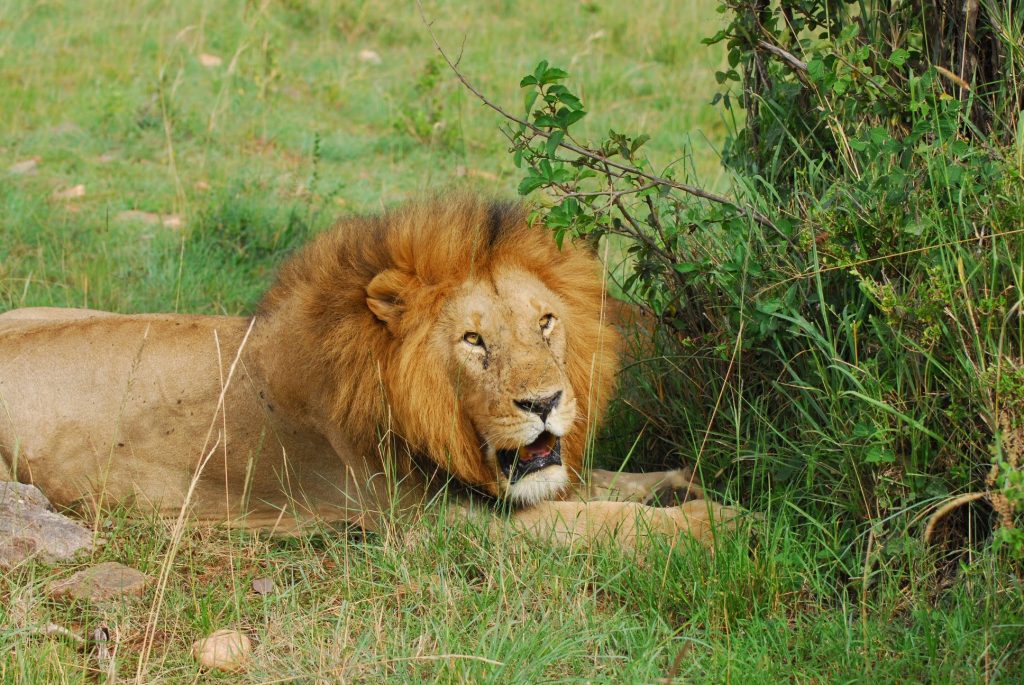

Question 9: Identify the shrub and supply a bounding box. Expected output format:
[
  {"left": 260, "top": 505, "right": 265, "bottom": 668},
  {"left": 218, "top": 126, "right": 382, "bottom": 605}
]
[{"left": 495, "top": 1, "right": 1024, "bottom": 560}]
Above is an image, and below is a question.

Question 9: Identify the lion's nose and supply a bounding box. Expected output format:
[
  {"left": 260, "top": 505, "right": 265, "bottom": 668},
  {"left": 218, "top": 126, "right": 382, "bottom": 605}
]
[{"left": 514, "top": 391, "right": 562, "bottom": 422}]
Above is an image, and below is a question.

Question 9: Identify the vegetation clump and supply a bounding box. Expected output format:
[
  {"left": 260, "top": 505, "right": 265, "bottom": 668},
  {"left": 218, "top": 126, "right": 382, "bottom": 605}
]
[{"left": 500, "top": 1, "right": 1024, "bottom": 565}]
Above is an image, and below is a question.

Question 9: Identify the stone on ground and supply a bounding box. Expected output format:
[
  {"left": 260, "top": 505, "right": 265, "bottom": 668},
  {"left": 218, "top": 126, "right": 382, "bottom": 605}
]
[
  {"left": 0, "top": 482, "right": 96, "bottom": 568},
  {"left": 192, "top": 629, "right": 252, "bottom": 672},
  {"left": 48, "top": 561, "right": 149, "bottom": 602}
]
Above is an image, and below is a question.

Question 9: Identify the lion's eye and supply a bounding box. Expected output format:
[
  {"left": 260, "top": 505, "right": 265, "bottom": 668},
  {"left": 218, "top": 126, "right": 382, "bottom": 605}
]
[
  {"left": 539, "top": 313, "right": 556, "bottom": 333},
  {"left": 463, "top": 332, "right": 484, "bottom": 347}
]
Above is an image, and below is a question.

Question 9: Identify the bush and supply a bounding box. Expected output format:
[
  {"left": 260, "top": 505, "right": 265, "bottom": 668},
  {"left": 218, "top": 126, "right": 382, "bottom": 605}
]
[{"left": 498, "top": 1, "right": 1024, "bottom": 561}]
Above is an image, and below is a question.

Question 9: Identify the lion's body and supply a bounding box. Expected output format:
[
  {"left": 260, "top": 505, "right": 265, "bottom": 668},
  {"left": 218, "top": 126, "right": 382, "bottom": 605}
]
[
  {"left": 0, "top": 197, "right": 741, "bottom": 544},
  {"left": 0, "top": 310, "right": 395, "bottom": 531}
]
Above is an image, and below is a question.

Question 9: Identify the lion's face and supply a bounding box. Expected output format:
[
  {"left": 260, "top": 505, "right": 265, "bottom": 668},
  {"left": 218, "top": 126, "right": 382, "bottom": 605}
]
[
  {"left": 437, "top": 267, "right": 577, "bottom": 505},
  {"left": 290, "top": 199, "right": 617, "bottom": 509}
]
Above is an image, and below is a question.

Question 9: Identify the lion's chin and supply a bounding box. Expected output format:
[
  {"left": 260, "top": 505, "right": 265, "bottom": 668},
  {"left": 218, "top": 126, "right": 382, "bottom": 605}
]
[{"left": 504, "top": 464, "right": 569, "bottom": 507}]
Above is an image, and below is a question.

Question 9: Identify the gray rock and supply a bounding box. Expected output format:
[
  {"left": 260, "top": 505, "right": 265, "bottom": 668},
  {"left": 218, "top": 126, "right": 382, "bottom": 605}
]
[
  {"left": 48, "top": 561, "right": 149, "bottom": 602},
  {"left": 0, "top": 482, "right": 96, "bottom": 568}
]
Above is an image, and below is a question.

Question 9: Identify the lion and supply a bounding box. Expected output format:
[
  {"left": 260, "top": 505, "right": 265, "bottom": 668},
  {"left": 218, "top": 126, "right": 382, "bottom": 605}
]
[{"left": 0, "top": 196, "right": 742, "bottom": 547}]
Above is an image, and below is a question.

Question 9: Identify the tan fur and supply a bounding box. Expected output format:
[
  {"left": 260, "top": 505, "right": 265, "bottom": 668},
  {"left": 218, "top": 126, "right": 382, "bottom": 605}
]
[
  {"left": 256, "top": 198, "right": 618, "bottom": 496},
  {"left": 0, "top": 196, "right": 744, "bottom": 545}
]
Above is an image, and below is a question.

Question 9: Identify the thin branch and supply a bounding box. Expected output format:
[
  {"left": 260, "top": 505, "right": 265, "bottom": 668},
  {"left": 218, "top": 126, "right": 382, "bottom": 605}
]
[
  {"left": 644, "top": 192, "right": 668, "bottom": 246},
  {"left": 612, "top": 197, "right": 687, "bottom": 288},
  {"left": 561, "top": 182, "right": 660, "bottom": 200},
  {"left": 757, "top": 39, "right": 807, "bottom": 72},
  {"left": 417, "top": 1, "right": 778, "bottom": 232}
]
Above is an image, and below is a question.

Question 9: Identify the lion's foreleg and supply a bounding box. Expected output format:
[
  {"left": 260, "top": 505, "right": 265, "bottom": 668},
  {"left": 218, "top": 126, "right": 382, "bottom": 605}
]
[
  {"left": 574, "top": 467, "right": 704, "bottom": 505},
  {"left": 509, "top": 499, "right": 744, "bottom": 548}
]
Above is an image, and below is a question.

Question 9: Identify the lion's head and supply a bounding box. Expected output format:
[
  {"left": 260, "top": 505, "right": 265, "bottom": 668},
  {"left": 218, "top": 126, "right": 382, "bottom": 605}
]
[{"left": 260, "top": 196, "right": 619, "bottom": 505}]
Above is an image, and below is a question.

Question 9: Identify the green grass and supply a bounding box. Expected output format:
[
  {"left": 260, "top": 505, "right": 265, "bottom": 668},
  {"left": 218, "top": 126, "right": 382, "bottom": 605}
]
[
  {"left": 2, "top": 507, "right": 1020, "bottom": 684},
  {"left": 0, "top": 0, "right": 729, "bottom": 314},
  {"left": 2, "top": 1, "right": 1022, "bottom": 683}
]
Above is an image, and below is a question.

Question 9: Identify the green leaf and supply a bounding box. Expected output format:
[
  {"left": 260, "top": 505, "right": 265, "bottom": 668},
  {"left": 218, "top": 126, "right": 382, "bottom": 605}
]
[
  {"left": 546, "top": 130, "right": 564, "bottom": 157},
  {"left": 559, "top": 92, "right": 583, "bottom": 111},
  {"left": 807, "top": 57, "right": 826, "bottom": 82},
  {"left": 864, "top": 446, "right": 895, "bottom": 464},
  {"left": 851, "top": 423, "right": 877, "bottom": 439},
  {"left": 533, "top": 114, "right": 559, "bottom": 128},
  {"left": 523, "top": 89, "right": 538, "bottom": 114},
  {"left": 533, "top": 60, "right": 549, "bottom": 82},
  {"left": 550, "top": 167, "right": 573, "bottom": 183},
  {"left": 562, "top": 109, "right": 586, "bottom": 127},
  {"left": 539, "top": 67, "right": 569, "bottom": 84},
  {"left": 703, "top": 29, "right": 727, "bottom": 45},
  {"left": 889, "top": 48, "right": 909, "bottom": 68},
  {"left": 518, "top": 174, "right": 546, "bottom": 195},
  {"left": 869, "top": 127, "right": 891, "bottom": 144}
]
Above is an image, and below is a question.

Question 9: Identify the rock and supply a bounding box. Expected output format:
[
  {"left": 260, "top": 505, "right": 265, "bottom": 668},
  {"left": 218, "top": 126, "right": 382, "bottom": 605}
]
[
  {"left": 48, "top": 561, "right": 149, "bottom": 602},
  {"left": 52, "top": 184, "right": 86, "bottom": 200},
  {"left": 192, "top": 629, "right": 251, "bottom": 672},
  {"left": 357, "top": 49, "right": 382, "bottom": 65},
  {"left": 8, "top": 158, "right": 39, "bottom": 175},
  {"left": 0, "top": 482, "right": 96, "bottom": 568},
  {"left": 199, "top": 53, "right": 222, "bottom": 68},
  {"left": 114, "top": 210, "right": 183, "bottom": 230},
  {"left": 251, "top": 577, "right": 275, "bottom": 595}
]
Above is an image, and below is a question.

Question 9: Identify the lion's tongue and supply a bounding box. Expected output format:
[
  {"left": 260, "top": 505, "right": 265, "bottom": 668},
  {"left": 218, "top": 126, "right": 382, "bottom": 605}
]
[{"left": 520, "top": 433, "right": 555, "bottom": 461}]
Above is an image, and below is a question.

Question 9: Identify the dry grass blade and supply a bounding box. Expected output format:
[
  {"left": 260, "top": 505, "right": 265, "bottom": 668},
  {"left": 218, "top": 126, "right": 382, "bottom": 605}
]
[{"left": 133, "top": 318, "right": 256, "bottom": 683}]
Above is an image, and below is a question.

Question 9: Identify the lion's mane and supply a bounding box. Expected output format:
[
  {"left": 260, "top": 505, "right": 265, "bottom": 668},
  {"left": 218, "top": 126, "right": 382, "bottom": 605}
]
[{"left": 257, "top": 195, "right": 620, "bottom": 492}]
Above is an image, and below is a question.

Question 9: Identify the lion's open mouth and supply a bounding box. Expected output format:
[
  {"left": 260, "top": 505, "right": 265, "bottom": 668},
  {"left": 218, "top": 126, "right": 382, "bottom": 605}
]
[{"left": 496, "top": 431, "right": 562, "bottom": 484}]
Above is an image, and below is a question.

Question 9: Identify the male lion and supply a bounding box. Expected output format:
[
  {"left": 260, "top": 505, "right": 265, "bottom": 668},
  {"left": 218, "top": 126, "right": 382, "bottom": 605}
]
[{"left": 0, "top": 197, "right": 740, "bottom": 546}]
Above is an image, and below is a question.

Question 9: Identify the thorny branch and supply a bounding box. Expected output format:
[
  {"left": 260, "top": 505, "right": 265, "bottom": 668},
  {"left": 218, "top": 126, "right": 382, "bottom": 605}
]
[{"left": 416, "top": 2, "right": 779, "bottom": 233}]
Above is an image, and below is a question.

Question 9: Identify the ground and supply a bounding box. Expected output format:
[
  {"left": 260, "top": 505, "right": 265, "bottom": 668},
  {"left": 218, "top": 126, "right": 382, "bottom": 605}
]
[{"left": 1, "top": 1, "right": 1021, "bottom": 683}]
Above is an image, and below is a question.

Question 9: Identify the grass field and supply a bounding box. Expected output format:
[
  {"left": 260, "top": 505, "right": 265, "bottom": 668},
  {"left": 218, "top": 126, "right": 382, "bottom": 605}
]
[
  {"left": 1, "top": 0, "right": 729, "bottom": 314},
  {"left": 2, "top": 1, "right": 1022, "bottom": 683}
]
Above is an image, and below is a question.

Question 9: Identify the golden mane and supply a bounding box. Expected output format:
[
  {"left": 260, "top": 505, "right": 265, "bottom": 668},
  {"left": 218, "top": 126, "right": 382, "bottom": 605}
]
[{"left": 257, "top": 195, "right": 620, "bottom": 493}]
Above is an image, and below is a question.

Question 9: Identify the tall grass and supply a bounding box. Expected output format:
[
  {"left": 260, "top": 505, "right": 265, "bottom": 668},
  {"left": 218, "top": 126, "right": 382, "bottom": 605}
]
[{"left": 510, "top": 0, "right": 1024, "bottom": 561}]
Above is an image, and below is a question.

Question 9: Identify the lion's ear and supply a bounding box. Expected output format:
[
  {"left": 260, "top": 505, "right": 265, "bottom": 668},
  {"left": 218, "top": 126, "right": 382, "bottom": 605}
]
[{"left": 366, "top": 269, "right": 409, "bottom": 331}]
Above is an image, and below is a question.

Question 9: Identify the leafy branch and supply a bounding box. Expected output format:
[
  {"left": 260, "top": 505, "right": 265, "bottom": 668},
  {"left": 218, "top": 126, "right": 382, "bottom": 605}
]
[{"left": 417, "top": 3, "right": 777, "bottom": 233}]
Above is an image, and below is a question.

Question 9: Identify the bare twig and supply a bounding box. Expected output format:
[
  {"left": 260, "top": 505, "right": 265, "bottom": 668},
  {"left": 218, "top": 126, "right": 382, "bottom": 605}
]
[
  {"left": 134, "top": 318, "right": 256, "bottom": 684},
  {"left": 644, "top": 192, "right": 670, "bottom": 248},
  {"left": 416, "top": 2, "right": 778, "bottom": 232},
  {"left": 561, "top": 182, "right": 661, "bottom": 200},
  {"left": 612, "top": 196, "right": 687, "bottom": 281},
  {"left": 757, "top": 39, "right": 807, "bottom": 72}
]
